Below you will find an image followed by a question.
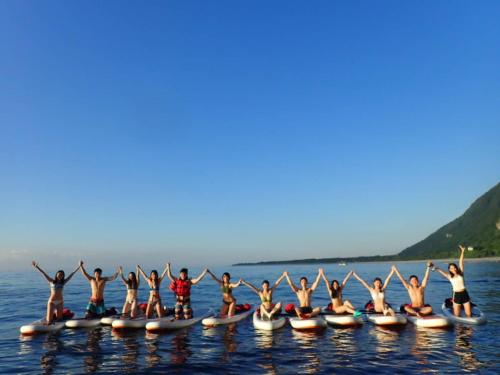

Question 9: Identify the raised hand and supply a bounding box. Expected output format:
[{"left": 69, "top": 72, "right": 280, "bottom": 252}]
[
  {"left": 459, "top": 245, "right": 466, "bottom": 252},
  {"left": 32, "top": 261, "right": 38, "bottom": 268},
  {"left": 79, "top": 260, "right": 84, "bottom": 267},
  {"left": 119, "top": 266, "right": 123, "bottom": 274}
]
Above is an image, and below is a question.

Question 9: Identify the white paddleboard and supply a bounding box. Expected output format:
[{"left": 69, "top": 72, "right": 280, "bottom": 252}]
[
  {"left": 146, "top": 309, "right": 213, "bottom": 332},
  {"left": 323, "top": 313, "right": 363, "bottom": 327},
  {"left": 252, "top": 311, "right": 286, "bottom": 331},
  {"left": 202, "top": 308, "right": 253, "bottom": 327},
  {"left": 367, "top": 313, "right": 407, "bottom": 326},
  {"left": 100, "top": 315, "right": 120, "bottom": 325},
  {"left": 20, "top": 318, "right": 66, "bottom": 335},
  {"left": 289, "top": 316, "right": 327, "bottom": 330},
  {"left": 65, "top": 317, "right": 102, "bottom": 328},
  {"left": 112, "top": 316, "right": 151, "bottom": 330},
  {"left": 405, "top": 313, "right": 453, "bottom": 328},
  {"left": 441, "top": 303, "right": 486, "bottom": 325}
]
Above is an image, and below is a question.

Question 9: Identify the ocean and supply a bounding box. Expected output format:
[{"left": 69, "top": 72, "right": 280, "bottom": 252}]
[{"left": 1, "top": 261, "right": 499, "bottom": 374}]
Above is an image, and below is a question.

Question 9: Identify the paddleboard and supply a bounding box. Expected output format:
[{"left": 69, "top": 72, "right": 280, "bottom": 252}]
[
  {"left": 112, "top": 317, "right": 150, "bottom": 330},
  {"left": 202, "top": 308, "right": 253, "bottom": 327},
  {"left": 65, "top": 317, "right": 102, "bottom": 328},
  {"left": 441, "top": 303, "right": 486, "bottom": 325},
  {"left": 146, "top": 309, "right": 213, "bottom": 332},
  {"left": 289, "top": 316, "right": 327, "bottom": 330},
  {"left": 20, "top": 318, "right": 66, "bottom": 335},
  {"left": 252, "top": 311, "right": 286, "bottom": 331},
  {"left": 367, "top": 313, "right": 407, "bottom": 326},
  {"left": 100, "top": 315, "right": 120, "bottom": 325}
]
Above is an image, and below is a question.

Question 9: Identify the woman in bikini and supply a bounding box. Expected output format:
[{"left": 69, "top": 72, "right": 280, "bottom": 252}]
[
  {"left": 137, "top": 264, "right": 169, "bottom": 318},
  {"left": 241, "top": 272, "right": 286, "bottom": 320},
  {"left": 353, "top": 268, "right": 396, "bottom": 316},
  {"left": 119, "top": 266, "right": 140, "bottom": 318},
  {"left": 32, "top": 261, "right": 81, "bottom": 324},
  {"left": 320, "top": 269, "right": 361, "bottom": 316},
  {"left": 207, "top": 270, "right": 242, "bottom": 317},
  {"left": 433, "top": 245, "right": 473, "bottom": 317}
]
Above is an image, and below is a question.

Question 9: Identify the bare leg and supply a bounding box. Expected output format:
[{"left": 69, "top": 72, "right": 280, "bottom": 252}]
[
  {"left": 453, "top": 302, "right": 461, "bottom": 317},
  {"left": 384, "top": 307, "right": 395, "bottom": 317},
  {"left": 344, "top": 300, "right": 355, "bottom": 310},
  {"left": 156, "top": 303, "right": 164, "bottom": 318},
  {"left": 310, "top": 307, "right": 321, "bottom": 318},
  {"left": 294, "top": 307, "right": 302, "bottom": 318},
  {"left": 463, "top": 302, "right": 472, "bottom": 317},
  {"left": 404, "top": 305, "right": 418, "bottom": 316},
  {"left": 269, "top": 302, "right": 282, "bottom": 319},
  {"left": 122, "top": 301, "right": 131, "bottom": 316},
  {"left": 56, "top": 304, "right": 63, "bottom": 321},
  {"left": 130, "top": 300, "right": 138, "bottom": 318},
  {"left": 146, "top": 302, "right": 153, "bottom": 319},
  {"left": 419, "top": 306, "right": 433, "bottom": 316},
  {"left": 221, "top": 303, "right": 229, "bottom": 317},
  {"left": 260, "top": 304, "right": 270, "bottom": 319},
  {"left": 334, "top": 305, "right": 355, "bottom": 314},
  {"left": 228, "top": 301, "right": 236, "bottom": 317},
  {"left": 46, "top": 301, "right": 55, "bottom": 324}
]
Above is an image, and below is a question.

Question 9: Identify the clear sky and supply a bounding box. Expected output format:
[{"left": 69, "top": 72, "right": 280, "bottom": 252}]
[{"left": 1, "top": 1, "right": 499, "bottom": 270}]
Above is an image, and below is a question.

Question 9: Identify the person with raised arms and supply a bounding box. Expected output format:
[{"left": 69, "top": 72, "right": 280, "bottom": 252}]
[
  {"left": 118, "top": 266, "right": 140, "bottom": 319},
  {"left": 166, "top": 263, "right": 208, "bottom": 320},
  {"left": 137, "top": 264, "right": 169, "bottom": 318},
  {"left": 352, "top": 268, "right": 396, "bottom": 316},
  {"left": 392, "top": 263, "right": 433, "bottom": 317},
  {"left": 320, "top": 269, "right": 361, "bottom": 316},
  {"left": 206, "top": 270, "right": 243, "bottom": 318},
  {"left": 80, "top": 260, "right": 119, "bottom": 318},
  {"left": 433, "top": 245, "right": 473, "bottom": 317},
  {"left": 241, "top": 272, "right": 287, "bottom": 320},
  {"left": 32, "top": 261, "right": 81, "bottom": 324},
  {"left": 284, "top": 269, "right": 322, "bottom": 319}
]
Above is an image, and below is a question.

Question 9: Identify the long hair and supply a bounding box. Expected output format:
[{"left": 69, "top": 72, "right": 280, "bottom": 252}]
[
  {"left": 448, "top": 263, "right": 463, "bottom": 277},
  {"left": 54, "top": 270, "right": 65, "bottom": 285},
  {"left": 127, "top": 272, "right": 138, "bottom": 289},
  {"left": 330, "top": 280, "right": 340, "bottom": 299}
]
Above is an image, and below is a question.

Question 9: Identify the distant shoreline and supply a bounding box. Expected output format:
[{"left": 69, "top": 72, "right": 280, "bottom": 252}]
[{"left": 232, "top": 256, "right": 500, "bottom": 266}]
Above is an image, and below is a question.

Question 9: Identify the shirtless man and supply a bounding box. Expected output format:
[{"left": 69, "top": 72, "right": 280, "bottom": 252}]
[
  {"left": 392, "top": 263, "right": 433, "bottom": 317},
  {"left": 80, "top": 260, "right": 119, "bottom": 318},
  {"left": 284, "top": 269, "right": 322, "bottom": 319}
]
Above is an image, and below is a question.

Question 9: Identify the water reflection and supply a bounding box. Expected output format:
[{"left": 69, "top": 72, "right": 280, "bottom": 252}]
[
  {"left": 202, "top": 324, "right": 238, "bottom": 362},
  {"left": 454, "top": 326, "right": 483, "bottom": 371},
  {"left": 110, "top": 330, "right": 141, "bottom": 373},
  {"left": 144, "top": 333, "right": 162, "bottom": 368},
  {"left": 170, "top": 331, "right": 192, "bottom": 365},
  {"left": 369, "top": 326, "right": 400, "bottom": 354},
  {"left": 83, "top": 329, "right": 104, "bottom": 373},
  {"left": 291, "top": 330, "right": 323, "bottom": 374}
]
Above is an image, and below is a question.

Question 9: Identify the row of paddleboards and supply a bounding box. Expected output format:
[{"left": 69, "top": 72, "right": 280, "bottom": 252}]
[{"left": 20, "top": 304, "right": 486, "bottom": 335}]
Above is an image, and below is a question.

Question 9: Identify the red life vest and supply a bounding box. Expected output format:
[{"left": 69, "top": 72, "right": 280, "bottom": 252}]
[{"left": 170, "top": 279, "right": 191, "bottom": 297}]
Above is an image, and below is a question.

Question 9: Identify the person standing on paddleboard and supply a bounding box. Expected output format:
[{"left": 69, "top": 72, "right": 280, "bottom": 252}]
[
  {"left": 80, "top": 260, "right": 119, "bottom": 318},
  {"left": 433, "top": 245, "right": 473, "bottom": 317},
  {"left": 353, "top": 269, "right": 396, "bottom": 316},
  {"left": 241, "top": 272, "right": 287, "bottom": 320},
  {"left": 166, "top": 263, "right": 208, "bottom": 320},
  {"left": 207, "top": 270, "right": 243, "bottom": 317},
  {"left": 32, "top": 261, "right": 81, "bottom": 324},
  {"left": 118, "top": 266, "right": 140, "bottom": 319},
  {"left": 284, "top": 269, "right": 322, "bottom": 319},
  {"left": 137, "top": 264, "right": 169, "bottom": 318},
  {"left": 320, "top": 269, "right": 361, "bottom": 317},
  {"left": 392, "top": 263, "right": 433, "bottom": 317}
]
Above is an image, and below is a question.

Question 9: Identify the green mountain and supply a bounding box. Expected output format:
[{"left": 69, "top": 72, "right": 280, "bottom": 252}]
[
  {"left": 398, "top": 182, "right": 500, "bottom": 259},
  {"left": 233, "top": 182, "right": 500, "bottom": 266}
]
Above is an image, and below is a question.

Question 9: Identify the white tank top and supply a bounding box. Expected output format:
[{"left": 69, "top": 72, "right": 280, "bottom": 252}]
[{"left": 450, "top": 275, "right": 465, "bottom": 292}]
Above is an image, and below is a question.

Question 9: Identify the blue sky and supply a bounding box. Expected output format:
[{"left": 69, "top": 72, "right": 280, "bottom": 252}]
[{"left": 0, "top": 1, "right": 499, "bottom": 270}]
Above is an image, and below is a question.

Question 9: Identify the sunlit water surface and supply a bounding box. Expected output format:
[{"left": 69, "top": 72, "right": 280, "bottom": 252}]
[{"left": 1, "top": 261, "right": 499, "bottom": 374}]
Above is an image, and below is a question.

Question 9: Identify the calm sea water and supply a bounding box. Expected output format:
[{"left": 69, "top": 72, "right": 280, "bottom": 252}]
[{"left": 1, "top": 261, "right": 499, "bottom": 374}]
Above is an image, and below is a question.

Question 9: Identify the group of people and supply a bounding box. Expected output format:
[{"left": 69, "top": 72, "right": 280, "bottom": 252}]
[{"left": 32, "top": 246, "right": 474, "bottom": 324}]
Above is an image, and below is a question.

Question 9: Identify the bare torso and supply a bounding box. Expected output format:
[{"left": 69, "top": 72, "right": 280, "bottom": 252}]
[
  {"left": 407, "top": 286, "right": 425, "bottom": 307},
  {"left": 90, "top": 279, "right": 107, "bottom": 300},
  {"left": 296, "top": 288, "right": 313, "bottom": 307},
  {"left": 259, "top": 290, "right": 273, "bottom": 309}
]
